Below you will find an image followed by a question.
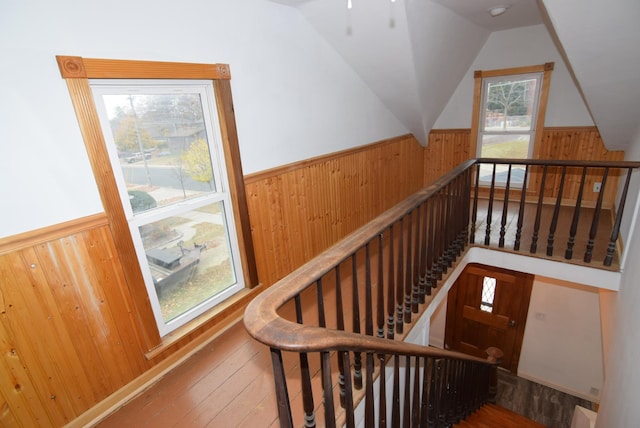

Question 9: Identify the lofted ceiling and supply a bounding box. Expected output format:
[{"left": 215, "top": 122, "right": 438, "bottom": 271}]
[{"left": 270, "top": 0, "right": 640, "bottom": 153}]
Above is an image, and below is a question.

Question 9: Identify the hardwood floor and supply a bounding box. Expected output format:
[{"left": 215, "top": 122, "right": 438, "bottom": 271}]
[
  {"left": 96, "top": 201, "right": 614, "bottom": 427},
  {"left": 456, "top": 404, "right": 545, "bottom": 428},
  {"left": 96, "top": 319, "right": 282, "bottom": 428}
]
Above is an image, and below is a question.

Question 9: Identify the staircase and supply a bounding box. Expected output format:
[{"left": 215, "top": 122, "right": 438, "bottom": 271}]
[{"left": 457, "top": 404, "right": 544, "bottom": 427}]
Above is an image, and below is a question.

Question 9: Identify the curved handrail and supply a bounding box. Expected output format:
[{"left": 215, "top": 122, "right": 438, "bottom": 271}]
[{"left": 244, "top": 159, "right": 481, "bottom": 361}]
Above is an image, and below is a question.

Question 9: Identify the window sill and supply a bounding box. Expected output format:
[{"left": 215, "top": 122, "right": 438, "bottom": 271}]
[{"left": 144, "top": 284, "right": 263, "bottom": 360}]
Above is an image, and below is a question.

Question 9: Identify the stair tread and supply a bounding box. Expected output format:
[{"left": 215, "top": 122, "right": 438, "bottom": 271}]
[{"left": 456, "top": 403, "right": 545, "bottom": 428}]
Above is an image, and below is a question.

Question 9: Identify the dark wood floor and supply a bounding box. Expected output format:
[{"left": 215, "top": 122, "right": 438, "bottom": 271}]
[{"left": 96, "top": 202, "right": 615, "bottom": 427}]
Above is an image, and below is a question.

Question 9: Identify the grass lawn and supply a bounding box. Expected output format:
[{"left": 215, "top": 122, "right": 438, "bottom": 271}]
[{"left": 481, "top": 139, "right": 529, "bottom": 158}]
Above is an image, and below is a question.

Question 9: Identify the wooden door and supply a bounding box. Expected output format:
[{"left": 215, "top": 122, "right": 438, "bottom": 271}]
[{"left": 444, "top": 263, "right": 533, "bottom": 372}]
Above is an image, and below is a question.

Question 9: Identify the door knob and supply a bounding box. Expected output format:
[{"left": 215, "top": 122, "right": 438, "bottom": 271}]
[{"left": 509, "top": 320, "right": 516, "bottom": 328}]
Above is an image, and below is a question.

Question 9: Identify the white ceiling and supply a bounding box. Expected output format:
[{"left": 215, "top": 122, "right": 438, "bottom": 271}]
[
  {"left": 430, "top": 0, "right": 542, "bottom": 31},
  {"left": 269, "top": 0, "right": 640, "bottom": 153}
]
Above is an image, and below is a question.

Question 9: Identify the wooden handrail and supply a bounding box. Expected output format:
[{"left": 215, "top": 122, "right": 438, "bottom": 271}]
[
  {"left": 478, "top": 158, "right": 640, "bottom": 168},
  {"left": 244, "top": 159, "right": 476, "bottom": 355}
]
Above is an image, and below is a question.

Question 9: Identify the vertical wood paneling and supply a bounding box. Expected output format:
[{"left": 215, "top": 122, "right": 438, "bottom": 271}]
[
  {"left": 424, "top": 129, "right": 473, "bottom": 185},
  {"left": 0, "top": 223, "right": 150, "bottom": 427},
  {"left": 533, "top": 127, "right": 624, "bottom": 206},
  {"left": 245, "top": 135, "right": 425, "bottom": 286}
]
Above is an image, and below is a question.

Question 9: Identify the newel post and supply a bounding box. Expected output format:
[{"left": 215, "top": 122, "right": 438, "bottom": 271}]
[{"left": 485, "top": 347, "right": 504, "bottom": 404}]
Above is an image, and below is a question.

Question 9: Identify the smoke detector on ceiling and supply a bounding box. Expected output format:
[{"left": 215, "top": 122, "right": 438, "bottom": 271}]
[{"left": 488, "top": 5, "right": 509, "bottom": 17}]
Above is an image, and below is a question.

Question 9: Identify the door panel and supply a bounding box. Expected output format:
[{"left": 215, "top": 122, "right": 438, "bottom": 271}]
[{"left": 445, "top": 263, "right": 533, "bottom": 372}]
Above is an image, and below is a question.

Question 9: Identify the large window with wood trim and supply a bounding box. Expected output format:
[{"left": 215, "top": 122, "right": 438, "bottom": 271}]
[
  {"left": 58, "top": 57, "right": 258, "bottom": 346},
  {"left": 91, "top": 81, "right": 245, "bottom": 336},
  {"left": 472, "top": 63, "right": 553, "bottom": 186}
]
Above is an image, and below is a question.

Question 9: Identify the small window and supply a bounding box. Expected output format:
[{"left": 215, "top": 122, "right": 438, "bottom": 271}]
[
  {"left": 91, "top": 81, "right": 245, "bottom": 336},
  {"left": 480, "top": 276, "right": 496, "bottom": 313},
  {"left": 472, "top": 64, "right": 553, "bottom": 187}
]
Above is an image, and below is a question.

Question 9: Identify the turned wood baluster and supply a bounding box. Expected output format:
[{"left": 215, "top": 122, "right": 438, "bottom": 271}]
[
  {"left": 404, "top": 212, "right": 413, "bottom": 324},
  {"left": 426, "top": 198, "right": 436, "bottom": 295},
  {"left": 470, "top": 163, "right": 481, "bottom": 244},
  {"left": 341, "top": 350, "right": 355, "bottom": 428},
  {"left": 396, "top": 217, "right": 405, "bottom": 335},
  {"left": 585, "top": 168, "right": 609, "bottom": 263},
  {"left": 377, "top": 234, "right": 386, "bottom": 339},
  {"left": 435, "top": 190, "right": 445, "bottom": 280},
  {"left": 484, "top": 163, "right": 497, "bottom": 245},
  {"left": 463, "top": 167, "right": 473, "bottom": 246},
  {"left": 547, "top": 166, "right": 567, "bottom": 256},
  {"left": 419, "top": 201, "right": 429, "bottom": 303},
  {"left": 403, "top": 355, "right": 411, "bottom": 428},
  {"left": 270, "top": 348, "right": 293, "bottom": 428},
  {"left": 412, "top": 206, "right": 422, "bottom": 312},
  {"left": 378, "top": 354, "right": 388, "bottom": 428},
  {"left": 321, "top": 350, "right": 337, "bottom": 428},
  {"left": 457, "top": 172, "right": 468, "bottom": 255},
  {"left": 295, "top": 295, "right": 317, "bottom": 426},
  {"left": 457, "top": 172, "right": 468, "bottom": 254},
  {"left": 530, "top": 165, "right": 548, "bottom": 253},
  {"left": 365, "top": 243, "right": 374, "bottom": 337},
  {"left": 420, "top": 357, "right": 430, "bottom": 427},
  {"left": 605, "top": 167, "right": 634, "bottom": 266},
  {"left": 514, "top": 165, "right": 529, "bottom": 251},
  {"left": 387, "top": 226, "right": 396, "bottom": 339},
  {"left": 350, "top": 256, "right": 363, "bottom": 389},
  {"left": 444, "top": 182, "right": 454, "bottom": 267},
  {"left": 412, "top": 357, "right": 421, "bottom": 427},
  {"left": 365, "top": 351, "right": 375, "bottom": 428},
  {"left": 565, "top": 167, "right": 588, "bottom": 259},
  {"left": 499, "top": 164, "right": 513, "bottom": 248},
  {"left": 364, "top": 243, "right": 376, "bottom": 427},
  {"left": 392, "top": 355, "right": 401, "bottom": 428},
  {"left": 428, "top": 359, "right": 439, "bottom": 428},
  {"left": 334, "top": 266, "right": 347, "bottom": 408}
]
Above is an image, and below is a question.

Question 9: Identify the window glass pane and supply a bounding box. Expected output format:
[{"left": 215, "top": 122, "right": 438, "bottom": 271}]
[
  {"left": 480, "top": 276, "right": 496, "bottom": 313},
  {"left": 92, "top": 81, "right": 245, "bottom": 336},
  {"left": 478, "top": 135, "right": 529, "bottom": 186},
  {"left": 479, "top": 134, "right": 530, "bottom": 159},
  {"left": 484, "top": 78, "right": 537, "bottom": 132},
  {"left": 140, "top": 201, "right": 237, "bottom": 322},
  {"left": 101, "top": 93, "right": 218, "bottom": 213}
]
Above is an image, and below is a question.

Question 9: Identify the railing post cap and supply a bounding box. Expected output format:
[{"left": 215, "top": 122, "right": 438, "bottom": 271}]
[{"left": 486, "top": 347, "right": 504, "bottom": 363}]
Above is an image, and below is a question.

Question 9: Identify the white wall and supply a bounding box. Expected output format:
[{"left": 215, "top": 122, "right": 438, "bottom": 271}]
[
  {"left": 596, "top": 133, "right": 640, "bottom": 427},
  {"left": 519, "top": 277, "right": 604, "bottom": 402},
  {"left": 434, "top": 24, "right": 593, "bottom": 129},
  {"left": 0, "top": 0, "right": 407, "bottom": 238}
]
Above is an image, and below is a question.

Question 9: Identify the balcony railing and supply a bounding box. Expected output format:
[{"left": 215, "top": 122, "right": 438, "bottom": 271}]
[{"left": 244, "top": 158, "right": 639, "bottom": 427}]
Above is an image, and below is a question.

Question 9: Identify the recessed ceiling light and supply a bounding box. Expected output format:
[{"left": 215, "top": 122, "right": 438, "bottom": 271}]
[{"left": 489, "top": 6, "right": 509, "bottom": 17}]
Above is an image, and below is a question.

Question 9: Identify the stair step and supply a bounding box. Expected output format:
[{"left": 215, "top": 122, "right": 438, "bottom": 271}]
[{"left": 456, "top": 404, "right": 545, "bottom": 428}]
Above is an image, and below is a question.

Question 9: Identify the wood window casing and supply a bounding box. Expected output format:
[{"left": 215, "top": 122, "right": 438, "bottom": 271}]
[
  {"left": 57, "top": 56, "right": 259, "bottom": 352},
  {"left": 470, "top": 63, "right": 554, "bottom": 163}
]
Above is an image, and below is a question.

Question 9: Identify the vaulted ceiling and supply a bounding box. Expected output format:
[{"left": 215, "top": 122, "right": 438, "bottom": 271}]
[{"left": 270, "top": 0, "right": 640, "bottom": 152}]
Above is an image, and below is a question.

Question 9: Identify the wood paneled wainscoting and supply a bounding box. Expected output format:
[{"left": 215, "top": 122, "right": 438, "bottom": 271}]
[
  {"left": 244, "top": 134, "right": 426, "bottom": 286},
  {"left": 0, "top": 215, "right": 151, "bottom": 427},
  {"left": 0, "top": 134, "right": 426, "bottom": 427}
]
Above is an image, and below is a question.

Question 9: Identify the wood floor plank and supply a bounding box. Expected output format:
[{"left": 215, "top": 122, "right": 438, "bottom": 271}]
[{"left": 457, "top": 404, "right": 545, "bottom": 428}]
